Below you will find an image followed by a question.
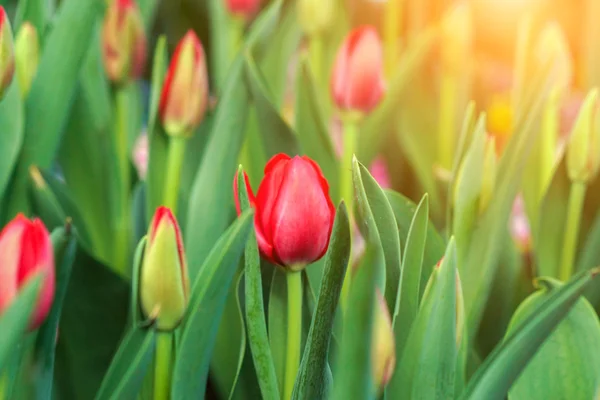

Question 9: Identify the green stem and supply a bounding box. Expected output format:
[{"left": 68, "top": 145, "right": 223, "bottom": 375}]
[
  {"left": 438, "top": 72, "right": 457, "bottom": 170},
  {"left": 559, "top": 181, "right": 587, "bottom": 281},
  {"left": 113, "top": 86, "right": 132, "bottom": 276},
  {"left": 284, "top": 271, "right": 302, "bottom": 400},
  {"left": 163, "top": 137, "right": 187, "bottom": 213},
  {"left": 309, "top": 35, "right": 323, "bottom": 85},
  {"left": 154, "top": 332, "right": 174, "bottom": 400},
  {"left": 384, "top": 0, "right": 402, "bottom": 77}
]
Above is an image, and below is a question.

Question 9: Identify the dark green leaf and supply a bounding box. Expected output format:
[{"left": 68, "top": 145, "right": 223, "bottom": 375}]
[{"left": 268, "top": 268, "right": 287, "bottom": 394}]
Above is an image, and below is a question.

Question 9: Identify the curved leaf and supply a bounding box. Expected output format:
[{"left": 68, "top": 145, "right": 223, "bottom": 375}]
[{"left": 0, "top": 81, "right": 23, "bottom": 207}]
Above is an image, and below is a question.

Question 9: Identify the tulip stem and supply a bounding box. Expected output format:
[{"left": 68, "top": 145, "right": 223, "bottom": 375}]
[
  {"left": 309, "top": 35, "right": 323, "bottom": 84},
  {"left": 113, "top": 86, "right": 132, "bottom": 276},
  {"left": 154, "top": 332, "right": 173, "bottom": 400},
  {"left": 284, "top": 271, "right": 303, "bottom": 400},
  {"left": 559, "top": 181, "right": 587, "bottom": 281},
  {"left": 163, "top": 136, "right": 187, "bottom": 214},
  {"left": 438, "top": 72, "right": 457, "bottom": 170}
]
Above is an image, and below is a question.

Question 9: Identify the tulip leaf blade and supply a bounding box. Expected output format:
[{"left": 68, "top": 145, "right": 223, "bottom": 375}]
[
  {"left": 331, "top": 237, "right": 383, "bottom": 400},
  {"left": 0, "top": 81, "right": 23, "bottom": 208},
  {"left": 95, "top": 327, "right": 157, "bottom": 400},
  {"left": 268, "top": 268, "right": 288, "bottom": 394},
  {"left": 236, "top": 167, "right": 281, "bottom": 400},
  {"left": 130, "top": 236, "right": 147, "bottom": 325},
  {"left": 0, "top": 276, "right": 42, "bottom": 370},
  {"left": 293, "top": 202, "right": 351, "bottom": 400},
  {"left": 34, "top": 224, "right": 77, "bottom": 399},
  {"left": 506, "top": 278, "right": 600, "bottom": 400},
  {"left": 352, "top": 158, "right": 402, "bottom": 315},
  {"left": 460, "top": 268, "right": 600, "bottom": 400},
  {"left": 390, "top": 238, "right": 459, "bottom": 399},
  {"left": 390, "top": 194, "right": 428, "bottom": 362},
  {"left": 14, "top": 0, "right": 46, "bottom": 33},
  {"left": 172, "top": 210, "right": 255, "bottom": 398},
  {"left": 226, "top": 272, "right": 249, "bottom": 400}
]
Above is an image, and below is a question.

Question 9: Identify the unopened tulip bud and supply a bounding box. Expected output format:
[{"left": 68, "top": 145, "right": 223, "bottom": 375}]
[
  {"left": 535, "top": 22, "right": 572, "bottom": 96},
  {"left": 233, "top": 154, "right": 336, "bottom": 271},
  {"left": 225, "top": 0, "right": 261, "bottom": 19},
  {"left": 102, "top": 0, "right": 146, "bottom": 84},
  {"left": 14, "top": 22, "right": 39, "bottom": 97},
  {"left": 140, "top": 207, "right": 189, "bottom": 331},
  {"left": 441, "top": 3, "right": 473, "bottom": 75},
  {"left": 331, "top": 26, "right": 385, "bottom": 116},
  {"left": 159, "top": 30, "right": 208, "bottom": 138},
  {"left": 566, "top": 89, "right": 600, "bottom": 183},
  {"left": 372, "top": 290, "right": 396, "bottom": 394},
  {"left": 297, "top": 0, "right": 333, "bottom": 37},
  {"left": 0, "top": 6, "right": 14, "bottom": 100},
  {"left": 0, "top": 214, "right": 54, "bottom": 330},
  {"left": 479, "top": 135, "right": 497, "bottom": 214}
]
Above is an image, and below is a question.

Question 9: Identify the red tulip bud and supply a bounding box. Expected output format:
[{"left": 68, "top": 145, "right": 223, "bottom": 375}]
[
  {"left": 331, "top": 26, "right": 385, "bottom": 115},
  {"left": 140, "top": 207, "right": 189, "bottom": 331},
  {"left": 225, "top": 0, "right": 261, "bottom": 19},
  {"left": 0, "top": 214, "right": 54, "bottom": 330},
  {"left": 159, "top": 30, "right": 208, "bottom": 138},
  {"left": 234, "top": 154, "right": 336, "bottom": 270},
  {"left": 0, "top": 6, "right": 15, "bottom": 100},
  {"left": 102, "top": 0, "right": 146, "bottom": 84}
]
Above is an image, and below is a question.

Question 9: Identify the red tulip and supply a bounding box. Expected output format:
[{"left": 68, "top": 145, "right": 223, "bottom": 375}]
[
  {"left": 0, "top": 214, "right": 54, "bottom": 330},
  {"left": 102, "top": 0, "right": 146, "bottom": 84},
  {"left": 225, "top": 0, "right": 261, "bottom": 19},
  {"left": 331, "top": 26, "right": 385, "bottom": 114},
  {"left": 234, "top": 154, "right": 336, "bottom": 270},
  {"left": 159, "top": 30, "right": 208, "bottom": 138}
]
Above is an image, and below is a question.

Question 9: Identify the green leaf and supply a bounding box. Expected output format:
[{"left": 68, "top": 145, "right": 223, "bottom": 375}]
[
  {"left": 138, "top": 0, "right": 159, "bottom": 28},
  {"left": 130, "top": 237, "right": 147, "bottom": 325},
  {"left": 294, "top": 57, "right": 339, "bottom": 199},
  {"left": 245, "top": 53, "right": 299, "bottom": 158},
  {"left": 389, "top": 239, "right": 459, "bottom": 399},
  {"left": 34, "top": 224, "right": 77, "bottom": 399},
  {"left": 95, "top": 327, "right": 157, "bottom": 400},
  {"left": 236, "top": 167, "right": 280, "bottom": 400},
  {"left": 507, "top": 278, "right": 600, "bottom": 400},
  {"left": 578, "top": 206, "right": 600, "bottom": 309},
  {"left": 293, "top": 202, "right": 351, "bottom": 400},
  {"left": 172, "top": 210, "right": 255, "bottom": 398},
  {"left": 331, "top": 239, "right": 382, "bottom": 400},
  {"left": 0, "top": 81, "right": 23, "bottom": 207},
  {"left": 0, "top": 277, "right": 41, "bottom": 370},
  {"left": 14, "top": 0, "right": 47, "bottom": 34},
  {"left": 391, "top": 194, "right": 428, "bottom": 362},
  {"left": 460, "top": 268, "right": 600, "bottom": 400},
  {"left": 352, "top": 158, "right": 402, "bottom": 313},
  {"left": 268, "top": 268, "right": 287, "bottom": 394},
  {"left": 226, "top": 272, "right": 248, "bottom": 400},
  {"left": 53, "top": 248, "right": 129, "bottom": 399},
  {"left": 146, "top": 36, "right": 169, "bottom": 221}
]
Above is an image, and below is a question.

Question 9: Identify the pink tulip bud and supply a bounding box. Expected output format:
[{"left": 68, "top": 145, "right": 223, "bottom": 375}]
[
  {"left": 159, "top": 30, "right": 208, "bottom": 138},
  {"left": 0, "top": 214, "right": 54, "bottom": 330},
  {"left": 102, "top": 0, "right": 146, "bottom": 84},
  {"left": 234, "top": 154, "right": 336, "bottom": 270},
  {"left": 132, "top": 133, "right": 148, "bottom": 180},
  {"left": 225, "top": 0, "right": 261, "bottom": 19},
  {"left": 0, "top": 6, "right": 15, "bottom": 100},
  {"left": 331, "top": 26, "right": 385, "bottom": 114}
]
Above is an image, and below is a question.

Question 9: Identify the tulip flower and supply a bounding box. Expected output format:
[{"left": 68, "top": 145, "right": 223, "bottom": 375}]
[
  {"left": 159, "top": 30, "right": 208, "bottom": 138},
  {"left": 234, "top": 154, "right": 336, "bottom": 270},
  {"left": 0, "top": 6, "right": 14, "bottom": 100},
  {"left": 331, "top": 26, "right": 385, "bottom": 115},
  {"left": 0, "top": 214, "right": 54, "bottom": 330},
  {"left": 372, "top": 290, "right": 396, "bottom": 394},
  {"left": 225, "top": 0, "right": 261, "bottom": 19},
  {"left": 297, "top": 0, "right": 333, "bottom": 37},
  {"left": 102, "top": 0, "right": 146, "bottom": 84},
  {"left": 140, "top": 207, "right": 189, "bottom": 331},
  {"left": 14, "top": 22, "right": 39, "bottom": 97}
]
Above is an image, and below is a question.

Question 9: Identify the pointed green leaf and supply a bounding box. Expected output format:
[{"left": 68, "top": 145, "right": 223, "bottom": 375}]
[
  {"left": 268, "top": 268, "right": 287, "bottom": 394},
  {"left": 226, "top": 272, "right": 248, "bottom": 400},
  {"left": 130, "top": 237, "right": 147, "bottom": 324},
  {"left": 0, "top": 81, "right": 23, "bottom": 206}
]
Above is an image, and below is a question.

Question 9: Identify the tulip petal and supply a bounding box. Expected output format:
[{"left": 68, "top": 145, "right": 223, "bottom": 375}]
[
  {"left": 256, "top": 155, "right": 289, "bottom": 244},
  {"left": 346, "top": 27, "right": 384, "bottom": 112},
  {"left": 0, "top": 216, "right": 25, "bottom": 316}
]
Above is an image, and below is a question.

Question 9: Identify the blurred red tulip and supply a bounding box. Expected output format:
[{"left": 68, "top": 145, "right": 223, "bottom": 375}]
[
  {"left": 234, "top": 154, "right": 336, "bottom": 270},
  {"left": 331, "top": 26, "right": 385, "bottom": 114},
  {"left": 0, "top": 214, "right": 54, "bottom": 330},
  {"left": 225, "top": 0, "right": 261, "bottom": 18},
  {"left": 159, "top": 30, "right": 208, "bottom": 138}
]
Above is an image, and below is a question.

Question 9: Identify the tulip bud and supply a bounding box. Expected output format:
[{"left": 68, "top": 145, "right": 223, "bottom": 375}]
[
  {"left": 233, "top": 154, "right": 336, "bottom": 271},
  {"left": 372, "top": 290, "right": 396, "bottom": 394},
  {"left": 535, "top": 22, "right": 572, "bottom": 97},
  {"left": 0, "top": 6, "right": 15, "bottom": 100},
  {"left": 14, "top": 22, "right": 39, "bottom": 97},
  {"left": 0, "top": 214, "right": 54, "bottom": 330},
  {"left": 566, "top": 89, "right": 600, "bottom": 183},
  {"left": 225, "top": 0, "right": 261, "bottom": 19},
  {"left": 140, "top": 207, "right": 189, "bottom": 331},
  {"left": 159, "top": 30, "right": 208, "bottom": 138},
  {"left": 297, "top": 0, "right": 333, "bottom": 37},
  {"left": 102, "top": 0, "right": 146, "bottom": 84},
  {"left": 331, "top": 26, "right": 385, "bottom": 115},
  {"left": 479, "top": 135, "right": 497, "bottom": 214}
]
